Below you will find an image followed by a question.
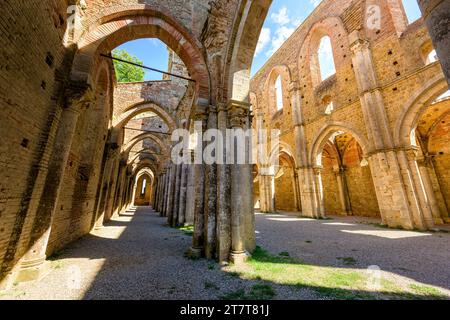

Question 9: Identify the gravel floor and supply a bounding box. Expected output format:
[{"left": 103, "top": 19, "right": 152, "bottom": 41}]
[{"left": 1, "top": 207, "right": 448, "bottom": 300}]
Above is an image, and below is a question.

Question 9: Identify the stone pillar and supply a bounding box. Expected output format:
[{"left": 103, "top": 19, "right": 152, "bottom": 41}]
[
  {"left": 313, "top": 166, "right": 326, "bottom": 218},
  {"left": 403, "top": 148, "right": 435, "bottom": 229},
  {"left": 417, "top": 156, "right": 445, "bottom": 224},
  {"left": 418, "top": 0, "right": 450, "bottom": 86},
  {"left": 95, "top": 157, "right": 114, "bottom": 228},
  {"left": 177, "top": 164, "right": 188, "bottom": 225},
  {"left": 167, "top": 163, "right": 177, "bottom": 226},
  {"left": 204, "top": 105, "right": 218, "bottom": 259},
  {"left": 334, "top": 167, "right": 352, "bottom": 215},
  {"left": 163, "top": 166, "right": 171, "bottom": 217},
  {"left": 113, "top": 161, "right": 127, "bottom": 216},
  {"left": 349, "top": 32, "right": 431, "bottom": 230},
  {"left": 288, "top": 82, "right": 320, "bottom": 218},
  {"left": 172, "top": 164, "right": 182, "bottom": 227},
  {"left": 15, "top": 103, "right": 83, "bottom": 282},
  {"left": 259, "top": 171, "right": 275, "bottom": 213},
  {"left": 190, "top": 108, "right": 208, "bottom": 258},
  {"left": 216, "top": 103, "right": 231, "bottom": 263},
  {"left": 185, "top": 157, "right": 195, "bottom": 225},
  {"left": 228, "top": 100, "right": 254, "bottom": 264},
  {"left": 104, "top": 157, "right": 120, "bottom": 222}
]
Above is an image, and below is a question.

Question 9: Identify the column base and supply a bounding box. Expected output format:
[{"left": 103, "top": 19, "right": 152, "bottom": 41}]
[
  {"left": 229, "top": 251, "right": 249, "bottom": 265},
  {"left": 188, "top": 246, "right": 203, "bottom": 259},
  {"left": 14, "top": 257, "right": 50, "bottom": 283}
]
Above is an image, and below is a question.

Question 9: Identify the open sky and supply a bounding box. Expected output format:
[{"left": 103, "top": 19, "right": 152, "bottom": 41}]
[{"left": 114, "top": 0, "right": 422, "bottom": 81}]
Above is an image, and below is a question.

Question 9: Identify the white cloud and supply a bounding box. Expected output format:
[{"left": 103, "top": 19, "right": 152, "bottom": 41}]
[
  {"left": 268, "top": 26, "right": 295, "bottom": 56},
  {"left": 309, "top": 0, "right": 322, "bottom": 7},
  {"left": 255, "top": 28, "right": 271, "bottom": 57},
  {"left": 270, "top": 7, "right": 290, "bottom": 25}
]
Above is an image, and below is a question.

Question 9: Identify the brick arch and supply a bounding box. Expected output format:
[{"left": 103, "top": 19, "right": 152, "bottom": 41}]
[
  {"left": 298, "top": 16, "right": 348, "bottom": 88},
  {"left": 132, "top": 160, "right": 159, "bottom": 177},
  {"left": 128, "top": 148, "right": 163, "bottom": 166},
  {"left": 225, "top": 0, "right": 272, "bottom": 102},
  {"left": 395, "top": 73, "right": 448, "bottom": 147},
  {"left": 114, "top": 102, "right": 177, "bottom": 132},
  {"left": 309, "top": 122, "right": 372, "bottom": 166},
  {"left": 72, "top": 8, "right": 210, "bottom": 104},
  {"left": 123, "top": 132, "right": 169, "bottom": 156},
  {"left": 268, "top": 141, "right": 298, "bottom": 169},
  {"left": 264, "top": 65, "right": 293, "bottom": 115}
]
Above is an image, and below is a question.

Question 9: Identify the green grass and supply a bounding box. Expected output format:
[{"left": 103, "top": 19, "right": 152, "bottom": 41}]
[
  {"left": 337, "top": 257, "right": 357, "bottom": 266},
  {"left": 176, "top": 225, "right": 194, "bottom": 236},
  {"left": 409, "top": 284, "right": 444, "bottom": 297},
  {"left": 224, "top": 246, "right": 449, "bottom": 300}
]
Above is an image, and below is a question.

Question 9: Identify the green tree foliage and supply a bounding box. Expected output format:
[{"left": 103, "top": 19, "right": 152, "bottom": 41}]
[{"left": 112, "top": 49, "right": 145, "bottom": 83}]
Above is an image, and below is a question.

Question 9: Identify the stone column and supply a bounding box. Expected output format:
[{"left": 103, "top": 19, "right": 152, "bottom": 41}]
[
  {"left": 288, "top": 82, "right": 321, "bottom": 218},
  {"left": 403, "top": 148, "right": 435, "bottom": 229},
  {"left": 166, "top": 163, "right": 177, "bottom": 226},
  {"left": 204, "top": 105, "right": 218, "bottom": 259},
  {"left": 104, "top": 157, "right": 120, "bottom": 222},
  {"left": 417, "top": 156, "right": 445, "bottom": 224},
  {"left": 228, "top": 100, "right": 254, "bottom": 264},
  {"left": 185, "top": 157, "right": 196, "bottom": 225},
  {"left": 94, "top": 157, "right": 114, "bottom": 228},
  {"left": 349, "top": 32, "right": 430, "bottom": 230},
  {"left": 16, "top": 103, "right": 83, "bottom": 282},
  {"left": 190, "top": 108, "right": 208, "bottom": 258},
  {"left": 334, "top": 167, "right": 352, "bottom": 215},
  {"left": 113, "top": 161, "right": 127, "bottom": 216},
  {"left": 418, "top": 0, "right": 450, "bottom": 86},
  {"left": 216, "top": 103, "right": 231, "bottom": 263},
  {"left": 177, "top": 164, "right": 188, "bottom": 226},
  {"left": 313, "top": 166, "right": 326, "bottom": 218},
  {"left": 259, "top": 171, "right": 275, "bottom": 213},
  {"left": 172, "top": 164, "right": 182, "bottom": 227}
]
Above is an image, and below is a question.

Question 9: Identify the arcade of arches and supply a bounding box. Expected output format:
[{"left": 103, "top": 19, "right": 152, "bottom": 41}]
[{"left": 0, "top": 0, "right": 449, "bottom": 290}]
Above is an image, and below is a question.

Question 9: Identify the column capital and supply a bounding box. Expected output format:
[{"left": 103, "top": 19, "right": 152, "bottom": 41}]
[
  {"left": 349, "top": 33, "right": 370, "bottom": 54},
  {"left": 64, "top": 81, "right": 95, "bottom": 112},
  {"left": 227, "top": 100, "right": 251, "bottom": 128},
  {"left": 288, "top": 81, "right": 301, "bottom": 93}
]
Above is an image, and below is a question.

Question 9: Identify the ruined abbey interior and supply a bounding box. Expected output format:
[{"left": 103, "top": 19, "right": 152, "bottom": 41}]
[{"left": 0, "top": 0, "right": 449, "bottom": 301}]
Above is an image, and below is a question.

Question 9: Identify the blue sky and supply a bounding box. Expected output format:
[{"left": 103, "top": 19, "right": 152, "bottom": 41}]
[{"left": 114, "top": 0, "right": 422, "bottom": 81}]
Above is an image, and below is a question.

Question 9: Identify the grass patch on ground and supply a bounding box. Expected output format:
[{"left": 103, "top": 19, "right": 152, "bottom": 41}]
[
  {"left": 224, "top": 246, "right": 448, "bottom": 300},
  {"left": 337, "top": 257, "right": 357, "bottom": 266},
  {"left": 409, "top": 284, "right": 444, "bottom": 297},
  {"left": 176, "top": 225, "right": 194, "bottom": 236},
  {"left": 221, "top": 284, "right": 276, "bottom": 300}
]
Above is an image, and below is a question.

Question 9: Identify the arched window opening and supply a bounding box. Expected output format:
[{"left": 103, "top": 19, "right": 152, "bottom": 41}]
[
  {"left": 318, "top": 36, "right": 336, "bottom": 81},
  {"left": 275, "top": 75, "right": 284, "bottom": 111},
  {"left": 426, "top": 49, "right": 438, "bottom": 65},
  {"left": 141, "top": 178, "right": 147, "bottom": 196},
  {"left": 402, "top": 0, "right": 422, "bottom": 24},
  {"left": 323, "top": 96, "right": 334, "bottom": 115}
]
